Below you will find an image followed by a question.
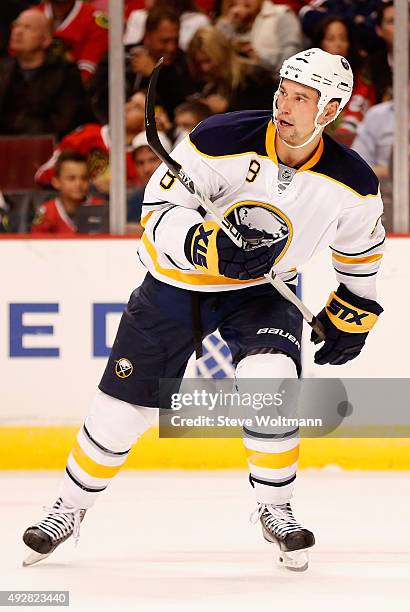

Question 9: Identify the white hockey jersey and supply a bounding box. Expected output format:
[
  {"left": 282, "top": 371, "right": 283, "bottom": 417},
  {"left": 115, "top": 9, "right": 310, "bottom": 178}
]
[{"left": 140, "top": 111, "right": 384, "bottom": 298}]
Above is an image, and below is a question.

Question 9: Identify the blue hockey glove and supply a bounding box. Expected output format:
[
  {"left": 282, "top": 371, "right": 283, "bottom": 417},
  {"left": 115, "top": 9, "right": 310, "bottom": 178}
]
[
  {"left": 185, "top": 221, "right": 279, "bottom": 280},
  {"left": 311, "top": 284, "right": 383, "bottom": 365}
]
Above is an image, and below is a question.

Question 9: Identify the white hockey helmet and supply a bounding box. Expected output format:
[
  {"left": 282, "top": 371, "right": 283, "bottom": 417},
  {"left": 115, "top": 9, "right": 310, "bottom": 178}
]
[{"left": 273, "top": 48, "right": 354, "bottom": 148}]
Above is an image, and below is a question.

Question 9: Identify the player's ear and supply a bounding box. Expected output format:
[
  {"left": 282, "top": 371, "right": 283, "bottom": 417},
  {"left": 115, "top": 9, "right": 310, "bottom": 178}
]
[
  {"left": 51, "top": 176, "right": 60, "bottom": 191},
  {"left": 318, "top": 100, "right": 339, "bottom": 125}
]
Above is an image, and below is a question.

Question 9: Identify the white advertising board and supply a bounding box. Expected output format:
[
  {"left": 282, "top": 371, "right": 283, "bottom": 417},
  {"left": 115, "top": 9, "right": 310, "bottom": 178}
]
[
  {"left": 0, "top": 237, "right": 408, "bottom": 425},
  {"left": 1, "top": 239, "right": 144, "bottom": 424}
]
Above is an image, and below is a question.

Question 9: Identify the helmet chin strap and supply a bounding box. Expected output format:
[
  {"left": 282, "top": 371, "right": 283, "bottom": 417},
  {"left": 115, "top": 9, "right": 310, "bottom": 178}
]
[
  {"left": 275, "top": 121, "right": 322, "bottom": 149},
  {"left": 273, "top": 108, "right": 330, "bottom": 149},
  {"left": 272, "top": 84, "right": 333, "bottom": 150}
]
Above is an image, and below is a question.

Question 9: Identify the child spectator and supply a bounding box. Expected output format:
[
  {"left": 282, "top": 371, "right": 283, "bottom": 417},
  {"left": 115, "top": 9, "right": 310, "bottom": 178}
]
[
  {"left": 127, "top": 130, "right": 171, "bottom": 229},
  {"left": 124, "top": 0, "right": 210, "bottom": 52},
  {"left": 0, "top": 8, "right": 91, "bottom": 138},
  {"left": 173, "top": 100, "right": 211, "bottom": 144},
  {"left": 35, "top": 92, "right": 146, "bottom": 189},
  {"left": 36, "top": 0, "right": 109, "bottom": 82},
  {"left": 31, "top": 150, "right": 102, "bottom": 234}
]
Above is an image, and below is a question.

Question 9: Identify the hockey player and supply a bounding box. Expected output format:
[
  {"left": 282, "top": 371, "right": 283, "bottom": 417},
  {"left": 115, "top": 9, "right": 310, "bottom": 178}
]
[{"left": 23, "top": 48, "right": 384, "bottom": 571}]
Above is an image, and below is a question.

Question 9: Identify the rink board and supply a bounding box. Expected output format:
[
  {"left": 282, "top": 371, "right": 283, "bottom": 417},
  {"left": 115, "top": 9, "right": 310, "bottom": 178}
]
[
  {"left": 1, "top": 426, "right": 410, "bottom": 470},
  {"left": 1, "top": 236, "right": 409, "bottom": 469}
]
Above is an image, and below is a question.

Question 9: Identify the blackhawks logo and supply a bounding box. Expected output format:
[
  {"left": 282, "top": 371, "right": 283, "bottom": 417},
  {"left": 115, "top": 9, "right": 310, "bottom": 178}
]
[
  {"left": 32, "top": 205, "right": 46, "bottom": 226},
  {"left": 94, "top": 11, "right": 109, "bottom": 29}
]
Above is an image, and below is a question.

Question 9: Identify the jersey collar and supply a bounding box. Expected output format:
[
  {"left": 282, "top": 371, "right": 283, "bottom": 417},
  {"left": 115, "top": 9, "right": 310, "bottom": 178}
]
[
  {"left": 265, "top": 121, "right": 324, "bottom": 172},
  {"left": 44, "top": 0, "right": 82, "bottom": 30}
]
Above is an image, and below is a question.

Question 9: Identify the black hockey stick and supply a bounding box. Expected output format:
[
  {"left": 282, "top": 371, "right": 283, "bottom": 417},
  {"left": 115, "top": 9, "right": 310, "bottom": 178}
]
[{"left": 145, "top": 58, "right": 325, "bottom": 343}]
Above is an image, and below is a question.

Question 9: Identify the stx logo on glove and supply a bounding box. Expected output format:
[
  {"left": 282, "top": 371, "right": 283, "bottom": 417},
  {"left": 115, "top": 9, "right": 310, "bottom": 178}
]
[
  {"left": 325, "top": 292, "right": 379, "bottom": 333},
  {"left": 192, "top": 225, "right": 214, "bottom": 267},
  {"left": 327, "top": 298, "right": 368, "bottom": 325}
]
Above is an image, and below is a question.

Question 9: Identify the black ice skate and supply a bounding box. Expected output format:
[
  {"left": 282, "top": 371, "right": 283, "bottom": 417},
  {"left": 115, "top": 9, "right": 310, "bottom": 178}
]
[
  {"left": 22, "top": 497, "right": 86, "bottom": 567},
  {"left": 252, "top": 502, "right": 315, "bottom": 571}
]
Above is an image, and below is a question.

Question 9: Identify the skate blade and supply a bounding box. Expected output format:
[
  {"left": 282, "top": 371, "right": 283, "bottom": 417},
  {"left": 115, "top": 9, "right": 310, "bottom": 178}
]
[
  {"left": 277, "top": 549, "right": 309, "bottom": 572},
  {"left": 273, "top": 543, "right": 309, "bottom": 572},
  {"left": 22, "top": 549, "right": 52, "bottom": 567}
]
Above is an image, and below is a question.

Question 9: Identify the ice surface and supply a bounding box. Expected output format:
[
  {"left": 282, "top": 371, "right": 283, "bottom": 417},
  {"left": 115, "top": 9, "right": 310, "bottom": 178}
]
[{"left": 1, "top": 470, "right": 410, "bottom": 612}]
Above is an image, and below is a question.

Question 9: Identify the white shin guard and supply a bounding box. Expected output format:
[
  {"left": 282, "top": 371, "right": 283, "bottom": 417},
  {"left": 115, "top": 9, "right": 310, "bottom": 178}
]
[
  {"left": 59, "top": 392, "right": 157, "bottom": 508},
  {"left": 85, "top": 391, "right": 157, "bottom": 452},
  {"left": 236, "top": 352, "right": 299, "bottom": 506}
]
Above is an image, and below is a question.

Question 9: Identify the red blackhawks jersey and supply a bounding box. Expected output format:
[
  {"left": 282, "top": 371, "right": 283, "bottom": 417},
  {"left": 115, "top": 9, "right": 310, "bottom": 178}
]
[
  {"left": 31, "top": 197, "right": 101, "bottom": 234},
  {"left": 35, "top": 124, "right": 138, "bottom": 186},
  {"left": 37, "top": 1, "right": 108, "bottom": 79}
]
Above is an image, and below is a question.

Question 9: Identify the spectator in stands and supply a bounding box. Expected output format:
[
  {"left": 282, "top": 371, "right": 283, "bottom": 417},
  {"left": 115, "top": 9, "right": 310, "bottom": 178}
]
[
  {"left": 351, "top": 99, "right": 393, "bottom": 180},
  {"left": 35, "top": 92, "right": 146, "bottom": 190},
  {"left": 186, "top": 26, "right": 277, "bottom": 114},
  {"left": 126, "top": 8, "right": 195, "bottom": 119},
  {"left": 216, "top": 0, "right": 302, "bottom": 72},
  {"left": 0, "top": 1, "right": 41, "bottom": 57},
  {"left": 173, "top": 100, "right": 211, "bottom": 144},
  {"left": 271, "top": 0, "right": 310, "bottom": 13},
  {"left": 127, "top": 130, "right": 171, "bottom": 228},
  {"left": 31, "top": 150, "right": 102, "bottom": 234},
  {"left": 351, "top": 72, "right": 410, "bottom": 231},
  {"left": 217, "top": 1, "right": 311, "bottom": 15},
  {"left": 197, "top": 0, "right": 215, "bottom": 15},
  {"left": 92, "top": 8, "right": 195, "bottom": 124},
  {"left": 351, "top": 96, "right": 395, "bottom": 230},
  {"left": 36, "top": 0, "right": 109, "bottom": 82},
  {"left": 335, "top": 0, "right": 397, "bottom": 145},
  {"left": 310, "top": 15, "right": 361, "bottom": 140},
  {"left": 0, "top": 192, "right": 9, "bottom": 232},
  {"left": 311, "top": 16, "right": 360, "bottom": 73},
  {"left": 0, "top": 8, "right": 92, "bottom": 138},
  {"left": 124, "top": 0, "right": 210, "bottom": 52},
  {"left": 299, "top": 0, "right": 380, "bottom": 54}
]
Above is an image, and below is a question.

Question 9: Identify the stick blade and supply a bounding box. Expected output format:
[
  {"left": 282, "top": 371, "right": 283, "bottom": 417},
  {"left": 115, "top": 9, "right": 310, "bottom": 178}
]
[{"left": 145, "top": 57, "right": 166, "bottom": 160}]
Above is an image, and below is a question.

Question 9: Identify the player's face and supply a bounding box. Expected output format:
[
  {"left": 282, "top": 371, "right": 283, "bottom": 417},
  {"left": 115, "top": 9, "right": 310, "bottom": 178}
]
[
  {"left": 321, "top": 21, "right": 350, "bottom": 57},
  {"left": 275, "top": 80, "right": 321, "bottom": 146},
  {"left": 53, "top": 162, "right": 90, "bottom": 203},
  {"left": 10, "top": 10, "right": 51, "bottom": 54},
  {"left": 133, "top": 146, "right": 161, "bottom": 185},
  {"left": 144, "top": 19, "right": 179, "bottom": 65}
]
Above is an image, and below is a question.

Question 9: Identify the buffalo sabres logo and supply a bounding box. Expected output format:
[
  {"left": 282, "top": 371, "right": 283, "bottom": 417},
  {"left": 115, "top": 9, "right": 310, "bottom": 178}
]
[
  {"left": 115, "top": 358, "right": 133, "bottom": 379},
  {"left": 225, "top": 201, "right": 292, "bottom": 264},
  {"left": 341, "top": 57, "right": 350, "bottom": 71}
]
